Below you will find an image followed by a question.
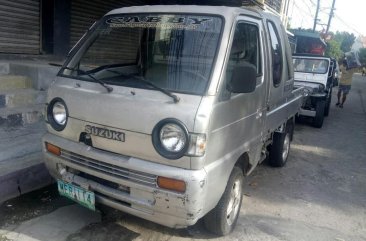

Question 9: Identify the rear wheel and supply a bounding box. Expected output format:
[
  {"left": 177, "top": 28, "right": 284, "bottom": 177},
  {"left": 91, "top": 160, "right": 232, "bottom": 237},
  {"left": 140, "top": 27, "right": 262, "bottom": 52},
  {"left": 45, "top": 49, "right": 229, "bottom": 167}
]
[
  {"left": 204, "top": 167, "right": 243, "bottom": 236},
  {"left": 313, "top": 100, "right": 325, "bottom": 128},
  {"left": 269, "top": 125, "right": 291, "bottom": 167}
]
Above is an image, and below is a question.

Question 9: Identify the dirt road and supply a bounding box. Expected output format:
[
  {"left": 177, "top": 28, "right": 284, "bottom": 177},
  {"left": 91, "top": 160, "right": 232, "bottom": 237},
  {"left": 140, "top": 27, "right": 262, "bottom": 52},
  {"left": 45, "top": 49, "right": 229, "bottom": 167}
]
[{"left": 1, "top": 74, "right": 365, "bottom": 241}]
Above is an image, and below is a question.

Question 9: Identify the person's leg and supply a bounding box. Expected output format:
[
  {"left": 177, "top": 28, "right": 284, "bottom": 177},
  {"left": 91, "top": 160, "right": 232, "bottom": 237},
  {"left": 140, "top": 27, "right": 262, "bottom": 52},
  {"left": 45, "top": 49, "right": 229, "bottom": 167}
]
[
  {"left": 336, "top": 88, "right": 342, "bottom": 106},
  {"left": 339, "top": 93, "right": 347, "bottom": 108},
  {"left": 339, "top": 86, "right": 350, "bottom": 108}
]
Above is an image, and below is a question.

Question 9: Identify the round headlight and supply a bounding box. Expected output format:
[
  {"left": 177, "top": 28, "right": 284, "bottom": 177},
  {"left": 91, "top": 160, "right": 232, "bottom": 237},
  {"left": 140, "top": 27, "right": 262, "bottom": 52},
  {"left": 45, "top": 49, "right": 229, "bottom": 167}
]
[
  {"left": 47, "top": 98, "right": 68, "bottom": 131},
  {"left": 152, "top": 119, "right": 189, "bottom": 160},
  {"left": 160, "top": 124, "right": 187, "bottom": 152},
  {"left": 53, "top": 102, "right": 67, "bottom": 125}
]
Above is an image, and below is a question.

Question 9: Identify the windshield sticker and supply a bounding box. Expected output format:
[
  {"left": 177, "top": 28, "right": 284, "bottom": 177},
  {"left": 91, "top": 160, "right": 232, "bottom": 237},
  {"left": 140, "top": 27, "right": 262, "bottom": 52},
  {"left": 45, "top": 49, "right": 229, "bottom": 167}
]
[{"left": 106, "top": 16, "right": 212, "bottom": 30}]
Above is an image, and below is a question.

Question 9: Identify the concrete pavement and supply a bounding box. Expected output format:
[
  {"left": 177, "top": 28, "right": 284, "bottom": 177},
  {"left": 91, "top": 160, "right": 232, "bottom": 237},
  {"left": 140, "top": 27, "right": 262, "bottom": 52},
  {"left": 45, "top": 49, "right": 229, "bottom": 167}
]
[{"left": 1, "top": 205, "right": 100, "bottom": 241}]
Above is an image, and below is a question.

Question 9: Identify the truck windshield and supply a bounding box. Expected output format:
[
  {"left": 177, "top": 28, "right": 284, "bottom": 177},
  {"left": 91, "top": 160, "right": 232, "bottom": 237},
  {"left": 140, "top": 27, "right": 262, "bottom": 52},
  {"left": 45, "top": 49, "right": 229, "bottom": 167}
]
[
  {"left": 293, "top": 58, "right": 329, "bottom": 74},
  {"left": 60, "top": 14, "right": 223, "bottom": 95}
]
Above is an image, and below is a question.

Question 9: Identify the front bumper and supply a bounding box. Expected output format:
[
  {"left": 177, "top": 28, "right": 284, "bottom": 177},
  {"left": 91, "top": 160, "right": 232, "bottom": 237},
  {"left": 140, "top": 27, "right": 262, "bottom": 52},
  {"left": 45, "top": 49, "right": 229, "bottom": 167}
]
[
  {"left": 42, "top": 133, "right": 208, "bottom": 228},
  {"left": 298, "top": 91, "right": 327, "bottom": 117},
  {"left": 299, "top": 108, "right": 316, "bottom": 117}
]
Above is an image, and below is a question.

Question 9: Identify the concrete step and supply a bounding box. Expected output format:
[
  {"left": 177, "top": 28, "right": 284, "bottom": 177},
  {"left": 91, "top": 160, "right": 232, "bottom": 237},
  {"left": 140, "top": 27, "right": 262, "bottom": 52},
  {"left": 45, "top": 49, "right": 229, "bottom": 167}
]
[
  {"left": 0, "top": 152, "right": 43, "bottom": 177},
  {"left": 0, "top": 62, "right": 10, "bottom": 75},
  {"left": 0, "top": 75, "right": 32, "bottom": 91},
  {"left": 0, "top": 104, "right": 45, "bottom": 127},
  {"left": 0, "top": 152, "right": 53, "bottom": 204},
  {"left": 0, "top": 63, "right": 55, "bottom": 204},
  {"left": 0, "top": 131, "right": 45, "bottom": 162},
  {"left": 0, "top": 89, "right": 46, "bottom": 108},
  {"left": 6, "top": 62, "right": 59, "bottom": 90},
  {"left": 0, "top": 121, "right": 45, "bottom": 139}
]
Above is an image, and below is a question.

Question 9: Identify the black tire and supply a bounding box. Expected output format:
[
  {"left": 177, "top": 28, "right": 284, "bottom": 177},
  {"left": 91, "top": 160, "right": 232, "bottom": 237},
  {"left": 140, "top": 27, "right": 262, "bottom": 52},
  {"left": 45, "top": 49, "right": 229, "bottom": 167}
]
[
  {"left": 269, "top": 126, "right": 291, "bottom": 167},
  {"left": 313, "top": 100, "right": 325, "bottom": 128},
  {"left": 324, "top": 89, "right": 332, "bottom": 117},
  {"left": 204, "top": 167, "right": 244, "bottom": 236},
  {"left": 295, "top": 114, "right": 302, "bottom": 124}
]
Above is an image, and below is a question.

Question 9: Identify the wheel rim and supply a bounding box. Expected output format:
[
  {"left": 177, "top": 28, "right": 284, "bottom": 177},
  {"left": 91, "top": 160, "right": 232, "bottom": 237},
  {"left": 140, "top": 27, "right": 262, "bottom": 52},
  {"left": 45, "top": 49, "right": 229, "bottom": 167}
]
[
  {"left": 282, "top": 133, "right": 290, "bottom": 161},
  {"left": 226, "top": 179, "right": 241, "bottom": 226}
]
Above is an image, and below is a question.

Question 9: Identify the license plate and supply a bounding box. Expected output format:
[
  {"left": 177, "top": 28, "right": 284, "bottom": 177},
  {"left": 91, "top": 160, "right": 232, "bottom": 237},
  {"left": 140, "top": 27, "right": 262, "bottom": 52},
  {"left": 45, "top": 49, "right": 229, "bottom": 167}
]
[{"left": 57, "top": 180, "right": 95, "bottom": 211}]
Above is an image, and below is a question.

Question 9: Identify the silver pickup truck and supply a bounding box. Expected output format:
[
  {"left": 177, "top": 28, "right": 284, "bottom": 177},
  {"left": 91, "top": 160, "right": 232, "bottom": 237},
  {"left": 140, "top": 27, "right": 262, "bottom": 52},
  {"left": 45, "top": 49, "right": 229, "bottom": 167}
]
[{"left": 43, "top": 5, "right": 303, "bottom": 235}]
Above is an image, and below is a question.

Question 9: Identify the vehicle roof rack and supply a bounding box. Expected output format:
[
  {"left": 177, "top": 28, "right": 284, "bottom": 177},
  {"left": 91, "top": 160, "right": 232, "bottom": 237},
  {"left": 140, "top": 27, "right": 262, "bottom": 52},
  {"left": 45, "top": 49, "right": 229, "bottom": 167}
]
[{"left": 242, "top": 0, "right": 265, "bottom": 9}]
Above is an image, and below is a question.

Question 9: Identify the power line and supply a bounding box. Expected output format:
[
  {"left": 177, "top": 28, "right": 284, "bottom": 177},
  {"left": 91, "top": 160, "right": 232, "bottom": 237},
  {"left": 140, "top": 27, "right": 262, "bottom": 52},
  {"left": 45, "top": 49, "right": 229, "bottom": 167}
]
[
  {"left": 308, "top": 0, "right": 317, "bottom": 7},
  {"left": 290, "top": 0, "right": 364, "bottom": 35},
  {"left": 289, "top": 0, "right": 323, "bottom": 29},
  {"left": 302, "top": 0, "right": 316, "bottom": 17},
  {"left": 293, "top": 1, "right": 315, "bottom": 19},
  {"left": 291, "top": 2, "right": 314, "bottom": 27},
  {"left": 333, "top": 14, "right": 362, "bottom": 36}
]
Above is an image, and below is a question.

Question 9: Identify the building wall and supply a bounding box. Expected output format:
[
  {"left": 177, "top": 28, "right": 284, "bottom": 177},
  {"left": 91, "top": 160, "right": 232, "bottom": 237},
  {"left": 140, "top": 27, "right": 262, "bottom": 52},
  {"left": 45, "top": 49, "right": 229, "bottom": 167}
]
[
  {"left": 69, "top": 0, "right": 146, "bottom": 48},
  {"left": 0, "top": 0, "right": 289, "bottom": 57}
]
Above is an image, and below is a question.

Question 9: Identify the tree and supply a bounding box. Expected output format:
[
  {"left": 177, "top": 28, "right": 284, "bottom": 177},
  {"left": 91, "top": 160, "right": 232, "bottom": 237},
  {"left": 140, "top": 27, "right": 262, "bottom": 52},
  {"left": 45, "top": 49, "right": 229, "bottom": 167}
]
[
  {"left": 325, "top": 40, "right": 342, "bottom": 60},
  {"left": 358, "top": 48, "right": 366, "bottom": 66},
  {"left": 333, "top": 31, "right": 356, "bottom": 53}
]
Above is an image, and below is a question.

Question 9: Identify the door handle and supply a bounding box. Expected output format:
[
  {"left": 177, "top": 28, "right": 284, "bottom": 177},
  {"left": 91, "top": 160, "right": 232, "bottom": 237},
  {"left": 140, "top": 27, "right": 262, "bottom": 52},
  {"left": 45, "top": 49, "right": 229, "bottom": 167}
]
[{"left": 256, "top": 110, "right": 263, "bottom": 119}]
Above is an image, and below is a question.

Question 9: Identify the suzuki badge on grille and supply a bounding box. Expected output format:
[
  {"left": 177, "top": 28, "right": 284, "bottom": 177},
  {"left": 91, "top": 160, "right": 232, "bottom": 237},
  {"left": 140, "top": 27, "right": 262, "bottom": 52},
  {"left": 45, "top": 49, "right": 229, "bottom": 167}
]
[{"left": 85, "top": 125, "right": 125, "bottom": 142}]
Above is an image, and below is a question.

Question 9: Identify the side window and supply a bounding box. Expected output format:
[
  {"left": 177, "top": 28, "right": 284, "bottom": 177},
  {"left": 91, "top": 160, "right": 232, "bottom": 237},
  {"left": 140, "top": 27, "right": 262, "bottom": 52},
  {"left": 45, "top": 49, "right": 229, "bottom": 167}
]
[
  {"left": 267, "top": 21, "right": 283, "bottom": 87},
  {"left": 222, "top": 21, "right": 261, "bottom": 100},
  {"left": 227, "top": 22, "right": 261, "bottom": 75}
]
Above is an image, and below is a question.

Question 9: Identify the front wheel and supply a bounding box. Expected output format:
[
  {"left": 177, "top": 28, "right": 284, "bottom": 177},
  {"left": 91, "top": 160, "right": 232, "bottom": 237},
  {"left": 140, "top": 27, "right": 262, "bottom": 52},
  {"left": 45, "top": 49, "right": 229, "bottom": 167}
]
[
  {"left": 313, "top": 100, "right": 325, "bottom": 128},
  {"left": 204, "top": 167, "right": 244, "bottom": 236}
]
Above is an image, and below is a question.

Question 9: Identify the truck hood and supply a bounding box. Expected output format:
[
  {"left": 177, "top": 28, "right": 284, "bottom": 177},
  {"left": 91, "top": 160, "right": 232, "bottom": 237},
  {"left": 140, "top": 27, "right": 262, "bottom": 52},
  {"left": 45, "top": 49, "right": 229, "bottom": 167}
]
[
  {"left": 46, "top": 77, "right": 202, "bottom": 168},
  {"left": 294, "top": 72, "right": 328, "bottom": 87},
  {"left": 48, "top": 77, "right": 201, "bottom": 134}
]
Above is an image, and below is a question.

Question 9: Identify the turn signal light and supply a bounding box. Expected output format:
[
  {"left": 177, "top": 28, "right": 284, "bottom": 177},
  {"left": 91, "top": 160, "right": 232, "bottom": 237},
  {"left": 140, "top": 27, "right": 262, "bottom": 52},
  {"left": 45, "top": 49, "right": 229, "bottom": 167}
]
[
  {"left": 46, "top": 142, "right": 61, "bottom": 156},
  {"left": 157, "top": 176, "right": 186, "bottom": 193}
]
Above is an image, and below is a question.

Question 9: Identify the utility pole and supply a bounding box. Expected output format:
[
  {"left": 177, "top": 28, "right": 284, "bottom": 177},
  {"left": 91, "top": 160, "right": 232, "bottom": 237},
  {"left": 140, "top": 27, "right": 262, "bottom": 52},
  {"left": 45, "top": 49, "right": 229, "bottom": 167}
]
[
  {"left": 326, "top": 0, "right": 336, "bottom": 34},
  {"left": 313, "top": 0, "right": 320, "bottom": 32}
]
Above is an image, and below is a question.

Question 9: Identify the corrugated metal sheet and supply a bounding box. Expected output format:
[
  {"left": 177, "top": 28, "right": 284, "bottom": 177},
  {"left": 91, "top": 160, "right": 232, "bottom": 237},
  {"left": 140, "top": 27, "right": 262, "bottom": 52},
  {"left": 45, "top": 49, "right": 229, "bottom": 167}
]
[
  {"left": 0, "top": 0, "right": 40, "bottom": 54},
  {"left": 70, "top": 0, "right": 146, "bottom": 47}
]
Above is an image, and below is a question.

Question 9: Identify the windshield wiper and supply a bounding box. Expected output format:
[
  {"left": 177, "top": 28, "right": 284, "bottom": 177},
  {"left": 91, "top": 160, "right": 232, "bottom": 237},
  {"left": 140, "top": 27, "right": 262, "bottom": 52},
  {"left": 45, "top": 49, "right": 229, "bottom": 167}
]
[
  {"left": 134, "top": 76, "right": 180, "bottom": 103},
  {"left": 85, "top": 65, "right": 179, "bottom": 102},
  {"left": 50, "top": 63, "right": 178, "bottom": 102},
  {"left": 49, "top": 63, "right": 113, "bottom": 93}
]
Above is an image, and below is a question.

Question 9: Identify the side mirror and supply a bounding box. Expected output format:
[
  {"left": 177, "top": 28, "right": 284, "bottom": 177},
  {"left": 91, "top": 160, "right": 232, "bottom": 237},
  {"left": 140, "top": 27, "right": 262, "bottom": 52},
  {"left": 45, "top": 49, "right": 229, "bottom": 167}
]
[{"left": 227, "top": 65, "right": 257, "bottom": 93}]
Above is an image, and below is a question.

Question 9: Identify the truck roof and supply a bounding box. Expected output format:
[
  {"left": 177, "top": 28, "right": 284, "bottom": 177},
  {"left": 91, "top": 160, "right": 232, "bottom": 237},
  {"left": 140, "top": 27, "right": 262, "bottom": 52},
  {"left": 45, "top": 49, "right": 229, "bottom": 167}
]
[{"left": 106, "top": 5, "right": 265, "bottom": 20}]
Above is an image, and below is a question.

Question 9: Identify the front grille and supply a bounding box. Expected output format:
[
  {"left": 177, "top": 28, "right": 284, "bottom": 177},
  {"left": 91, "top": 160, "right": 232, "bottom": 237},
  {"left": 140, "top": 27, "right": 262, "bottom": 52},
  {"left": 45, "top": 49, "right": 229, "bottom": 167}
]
[
  {"left": 60, "top": 150, "right": 157, "bottom": 187},
  {"left": 79, "top": 172, "right": 121, "bottom": 190}
]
